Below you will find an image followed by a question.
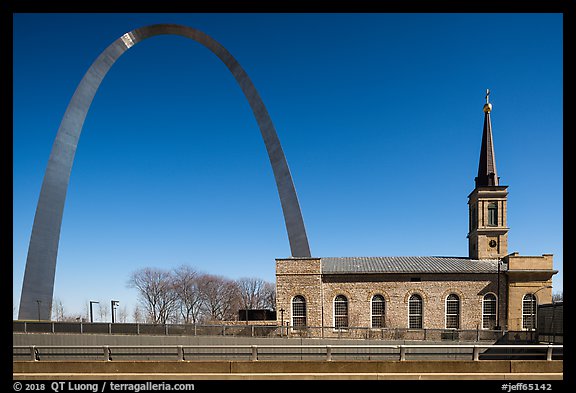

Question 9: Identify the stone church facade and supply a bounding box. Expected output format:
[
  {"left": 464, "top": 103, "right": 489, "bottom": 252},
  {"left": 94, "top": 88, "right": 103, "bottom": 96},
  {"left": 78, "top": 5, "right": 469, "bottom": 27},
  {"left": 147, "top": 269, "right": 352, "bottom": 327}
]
[{"left": 275, "top": 93, "right": 557, "bottom": 336}]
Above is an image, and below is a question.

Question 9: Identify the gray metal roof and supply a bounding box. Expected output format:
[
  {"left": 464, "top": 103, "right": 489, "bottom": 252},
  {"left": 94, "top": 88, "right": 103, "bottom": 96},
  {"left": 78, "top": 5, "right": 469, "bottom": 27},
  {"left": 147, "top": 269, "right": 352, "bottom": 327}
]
[{"left": 321, "top": 256, "right": 502, "bottom": 274}]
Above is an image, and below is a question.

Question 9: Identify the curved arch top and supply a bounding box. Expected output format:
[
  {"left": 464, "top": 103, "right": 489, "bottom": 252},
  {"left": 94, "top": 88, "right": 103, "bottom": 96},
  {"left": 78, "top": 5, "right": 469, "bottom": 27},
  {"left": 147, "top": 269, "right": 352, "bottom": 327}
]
[{"left": 18, "top": 24, "right": 311, "bottom": 320}]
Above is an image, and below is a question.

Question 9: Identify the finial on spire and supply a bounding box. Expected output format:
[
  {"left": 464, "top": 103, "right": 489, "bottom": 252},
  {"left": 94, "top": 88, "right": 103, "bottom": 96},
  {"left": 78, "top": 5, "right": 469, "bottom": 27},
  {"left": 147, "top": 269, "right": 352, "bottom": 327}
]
[
  {"left": 483, "top": 88, "right": 492, "bottom": 113},
  {"left": 476, "top": 88, "right": 498, "bottom": 187}
]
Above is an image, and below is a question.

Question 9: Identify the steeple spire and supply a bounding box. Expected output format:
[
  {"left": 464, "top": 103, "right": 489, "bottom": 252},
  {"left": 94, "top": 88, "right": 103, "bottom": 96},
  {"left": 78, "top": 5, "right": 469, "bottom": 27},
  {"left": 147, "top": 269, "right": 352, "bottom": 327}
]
[{"left": 475, "top": 89, "right": 499, "bottom": 187}]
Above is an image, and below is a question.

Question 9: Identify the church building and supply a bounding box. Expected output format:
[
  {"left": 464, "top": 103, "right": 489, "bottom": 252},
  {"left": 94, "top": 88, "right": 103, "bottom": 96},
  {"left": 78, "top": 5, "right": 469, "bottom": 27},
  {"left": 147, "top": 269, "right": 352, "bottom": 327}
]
[{"left": 275, "top": 92, "right": 557, "bottom": 336}]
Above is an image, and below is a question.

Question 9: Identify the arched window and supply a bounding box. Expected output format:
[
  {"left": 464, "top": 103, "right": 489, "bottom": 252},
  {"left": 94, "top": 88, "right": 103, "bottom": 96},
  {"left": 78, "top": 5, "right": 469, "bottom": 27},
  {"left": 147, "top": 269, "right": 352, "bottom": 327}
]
[
  {"left": 291, "top": 295, "right": 306, "bottom": 328},
  {"left": 408, "top": 294, "right": 423, "bottom": 329},
  {"left": 488, "top": 202, "right": 498, "bottom": 226},
  {"left": 482, "top": 293, "right": 497, "bottom": 329},
  {"left": 445, "top": 294, "right": 460, "bottom": 329},
  {"left": 334, "top": 295, "right": 348, "bottom": 329},
  {"left": 371, "top": 295, "right": 386, "bottom": 328},
  {"left": 522, "top": 294, "right": 537, "bottom": 330}
]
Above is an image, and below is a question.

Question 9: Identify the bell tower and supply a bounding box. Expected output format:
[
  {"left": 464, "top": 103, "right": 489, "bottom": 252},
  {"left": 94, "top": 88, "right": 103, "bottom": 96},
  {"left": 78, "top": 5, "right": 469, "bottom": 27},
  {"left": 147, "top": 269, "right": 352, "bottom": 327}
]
[{"left": 467, "top": 90, "right": 509, "bottom": 259}]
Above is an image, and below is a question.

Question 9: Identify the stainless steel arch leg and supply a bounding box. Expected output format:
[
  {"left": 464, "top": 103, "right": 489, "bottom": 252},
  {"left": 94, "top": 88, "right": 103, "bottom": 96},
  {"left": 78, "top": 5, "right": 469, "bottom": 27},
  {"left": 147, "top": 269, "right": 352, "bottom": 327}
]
[{"left": 18, "top": 24, "right": 311, "bottom": 321}]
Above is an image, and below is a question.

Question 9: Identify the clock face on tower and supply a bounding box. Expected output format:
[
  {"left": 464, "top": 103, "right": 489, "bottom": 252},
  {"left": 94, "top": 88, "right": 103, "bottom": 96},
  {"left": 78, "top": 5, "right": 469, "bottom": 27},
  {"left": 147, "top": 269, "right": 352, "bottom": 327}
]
[{"left": 489, "top": 239, "right": 497, "bottom": 248}]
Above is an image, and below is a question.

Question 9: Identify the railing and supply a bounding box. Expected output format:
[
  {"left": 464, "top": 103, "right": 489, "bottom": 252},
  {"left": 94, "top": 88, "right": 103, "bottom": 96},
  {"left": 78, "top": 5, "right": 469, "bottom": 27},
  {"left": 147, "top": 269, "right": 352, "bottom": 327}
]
[
  {"left": 13, "top": 321, "right": 510, "bottom": 341},
  {"left": 13, "top": 344, "right": 562, "bottom": 362}
]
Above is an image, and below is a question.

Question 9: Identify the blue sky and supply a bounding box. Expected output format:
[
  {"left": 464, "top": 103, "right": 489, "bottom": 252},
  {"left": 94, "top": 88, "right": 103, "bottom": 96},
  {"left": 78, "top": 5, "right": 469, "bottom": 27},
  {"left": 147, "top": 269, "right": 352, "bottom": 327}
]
[{"left": 12, "top": 13, "right": 563, "bottom": 319}]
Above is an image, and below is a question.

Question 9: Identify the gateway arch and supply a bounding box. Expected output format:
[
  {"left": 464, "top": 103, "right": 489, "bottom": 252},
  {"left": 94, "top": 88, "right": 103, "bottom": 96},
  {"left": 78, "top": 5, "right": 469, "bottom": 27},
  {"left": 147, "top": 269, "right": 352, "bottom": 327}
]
[{"left": 18, "top": 24, "right": 311, "bottom": 321}]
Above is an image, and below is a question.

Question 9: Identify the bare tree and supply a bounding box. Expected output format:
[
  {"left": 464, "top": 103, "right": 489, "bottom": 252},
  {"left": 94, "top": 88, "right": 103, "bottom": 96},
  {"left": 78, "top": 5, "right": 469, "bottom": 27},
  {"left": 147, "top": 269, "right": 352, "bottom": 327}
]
[
  {"left": 237, "top": 277, "right": 275, "bottom": 310},
  {"left": 98, "top": 301, "right": 109, "bottom": 322},
  {"left": 198, "top": 274, "right": 241, "bottom": 322},
  {"left": 132, "top": 305, "right": 144, "bottom": 323},
  {"left": 117, "top": 305, "right": 129, "bottom": 323},
  {"left": 173, "top": 265, "right": 203, "bottom": 324},
  {"left": 52, "top": 298, "right": 82, "bottom": 322},
  {"left": 125, "top": 264, "right": 274, "bottom": 323},
  {"left": 552, "top": 291, "right": 563, "bottom": 302},
  {"left": 127, "top": 267, "right": 179, "bottom": 324},
  {"left": 262, "top": 281, "right": 276, "bottom": 311},
  {"left": 52, "top": 298, "right": 66, "bottom": 321}
]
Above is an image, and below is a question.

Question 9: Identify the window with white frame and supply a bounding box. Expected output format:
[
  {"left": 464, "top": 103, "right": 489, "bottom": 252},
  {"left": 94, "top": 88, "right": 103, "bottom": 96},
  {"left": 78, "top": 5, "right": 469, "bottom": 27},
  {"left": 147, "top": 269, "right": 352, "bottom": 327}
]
[
  {"left": 482, "top": 293, "right": 497, "bottom": 329},
  {"left": 408, "top": 294, "right": 423, "bottom": 329},
  {"left": 522, "top": 293, "right": 537, "bottom": 330},
  {"left": 371, "top": 295, "right": 385, "bottom": 328},
  {"left": 291, "top": 295, "right": 306, "bottom": 328},
  {"left": 445, "top": 294, "right": 460, "bottom": 329},
  {"left": 334, "top": 295, "right": 348, "bottom": 329}
]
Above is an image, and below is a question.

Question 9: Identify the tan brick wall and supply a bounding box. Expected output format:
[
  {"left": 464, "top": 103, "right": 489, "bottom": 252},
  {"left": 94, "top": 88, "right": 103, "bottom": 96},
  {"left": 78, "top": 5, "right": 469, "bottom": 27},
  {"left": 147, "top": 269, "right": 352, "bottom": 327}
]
[
  {"left": 276, "top": 258, "right": 510, "bottom": 333},
  {"left": 275, "top": 258, "right": 322, "bottom": 329},
  {"left": 467, "top": 187, "right": 509, "bottom": 259},
  {"left": 506, "top": 253, "right": 553, "bottom": 271},
  {"left": 507, "top": 281, "right": 553, "bottom": 331},
  {"left": 276, "top": 256, "right": 556, "bottom": 334},
  {"left": 320, "top": 274, "right": 504, "bottom": 330},
  {"left": 504, "top": 253, "right": 555, "bottom": 331}
]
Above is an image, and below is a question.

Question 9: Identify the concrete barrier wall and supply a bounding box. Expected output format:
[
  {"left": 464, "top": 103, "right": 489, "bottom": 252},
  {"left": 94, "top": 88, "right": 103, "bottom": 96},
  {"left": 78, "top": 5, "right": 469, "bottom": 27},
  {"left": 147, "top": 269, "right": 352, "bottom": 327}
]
[
  {"left": 13, "top": 360, "right": 563, "bottom": 375},
  {"left": 12, "top": 332, "right": 479, "bottom": 347},
  {"left": 13, "top": 333, "right": 309, "bottom": 346},
  {"left": 13, "top": 333, "right": 481, "bottom": 362}
]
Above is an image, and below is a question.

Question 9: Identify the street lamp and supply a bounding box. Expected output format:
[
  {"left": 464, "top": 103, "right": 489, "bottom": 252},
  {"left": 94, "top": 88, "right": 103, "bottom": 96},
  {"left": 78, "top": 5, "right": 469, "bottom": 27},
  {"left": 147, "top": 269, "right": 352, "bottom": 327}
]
[
  {"left": 35, "top": 300, "right": 41, "bottom": 322},
  {"left": 495, "top": 259, "right": 502, "bottom": 331},
  {"left": 528, "top": 285, "right": 552, "bottom": 339},
  {"left": 532, "top": 285, "right": 552, "bottom": 329},
  {"left": 111, "top": 300, "right": 119, "bottom": 323},
  {"left": 89, "top": 301, "right": 99, "bottom": 323},
  {"left": 533, "top": 285, "right": 553, "bottom": 296},
  {"left": 279, "top": 308, "right": 285, "bottom": 337}
]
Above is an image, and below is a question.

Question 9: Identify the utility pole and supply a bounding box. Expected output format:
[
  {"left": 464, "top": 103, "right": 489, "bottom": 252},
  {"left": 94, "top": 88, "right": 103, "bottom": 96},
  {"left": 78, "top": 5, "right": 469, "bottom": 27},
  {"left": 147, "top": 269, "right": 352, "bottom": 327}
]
[
  {"left": 35, "top": 300, "right": 41, "bottom": 322},
  {"left": 495, "top": 259, "right": 501, "bottom": 331}
]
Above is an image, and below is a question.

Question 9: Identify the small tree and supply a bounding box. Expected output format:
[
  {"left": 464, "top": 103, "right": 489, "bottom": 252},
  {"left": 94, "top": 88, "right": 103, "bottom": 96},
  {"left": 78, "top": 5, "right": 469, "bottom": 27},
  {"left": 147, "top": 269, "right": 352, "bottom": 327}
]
[
  {"left": 98, "top": 301, "right": 109, "bottom": 322},
  {"left": 117, "top": 305, "right": 129, "bottom": 323},
  {"left": 132, "top": 305, "right": 144, "bottom": 323},
  {"left": 52, "top": 298, "right": 82, "bottom": 322},
  {"left": 173, "top": 265, "right": 203, "bottom": 324},
  {"left": 262, "top": 281, "right": 276, "bottom": 311},
  {"left": 237, "top": 277, "right": 276, "bottom": 311},
  {"left": 52, "top": 298, "right": 66, "bottom": 321},
  {"left": 198, "top": 274, "right": 241, "bottom": 322},
  {"left": 552, "top": 291, "right": 563, "bottom": 302},
  {"left": 127, "top": 267, "right": 179, "bottom": 324}
]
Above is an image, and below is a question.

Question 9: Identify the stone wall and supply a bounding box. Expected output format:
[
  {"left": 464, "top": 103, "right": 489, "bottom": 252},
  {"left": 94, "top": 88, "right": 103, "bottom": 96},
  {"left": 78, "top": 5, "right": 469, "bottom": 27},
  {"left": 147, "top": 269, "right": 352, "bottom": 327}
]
[
  {"left": 276, "top": 258, "right": 510, "bottom": 335},
  {"left": 504, "top": 253, "right": 555, "bottom": 331},
  {"left": 275, "top": 258, "right": 322, "bottom": 330},
  {"left": 320, "top": 273, "right": 504, "bottom": 331}
]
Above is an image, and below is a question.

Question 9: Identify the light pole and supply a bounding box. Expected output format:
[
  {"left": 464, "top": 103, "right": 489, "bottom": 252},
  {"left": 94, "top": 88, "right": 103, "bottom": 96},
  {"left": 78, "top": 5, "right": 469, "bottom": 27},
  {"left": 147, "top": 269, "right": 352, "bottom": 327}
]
[
  {"left": 89, "top": 301, "right": 99, "bottom": 323},
  {"left": 279, "top": 308, "right": 285, "bottom": 337},
  {"left": 35, "top": 300, "right": 41, "bottom": 322},
  {"left": 528, "top": 285, "right": 552, "bottom": 340},
  {"left": 495, "top": 259, "right": 501, "bottom": 331},
  {"left": 532, "top": 284, "right": 553, "bottom": 326},
  {"left": 533, "top": 284, "right": 553, "bottom": 297},
  {"left": 111, "top": 300, "right": 119, "bottom": 323}
]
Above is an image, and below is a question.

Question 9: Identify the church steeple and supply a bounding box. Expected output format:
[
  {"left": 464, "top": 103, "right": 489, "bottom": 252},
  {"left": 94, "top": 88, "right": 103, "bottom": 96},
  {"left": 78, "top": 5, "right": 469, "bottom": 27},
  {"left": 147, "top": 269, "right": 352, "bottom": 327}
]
[
  {"left": 467, "top": 89, "right": 509, "bottom": 260},
  {"left": 475, "top": 89, "right": 499, "bottom": 187}
]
